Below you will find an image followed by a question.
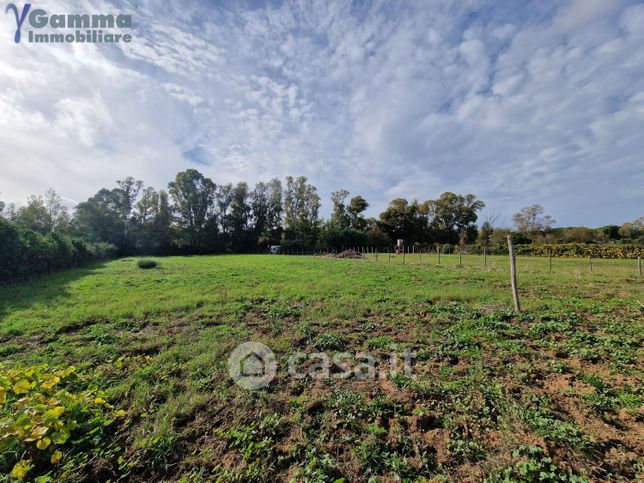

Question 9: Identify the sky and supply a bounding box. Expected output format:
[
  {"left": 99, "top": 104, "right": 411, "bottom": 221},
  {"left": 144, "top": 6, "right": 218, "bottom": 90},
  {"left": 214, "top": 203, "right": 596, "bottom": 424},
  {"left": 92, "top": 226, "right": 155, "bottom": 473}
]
[{"left": 1, "top": 0, "right": 643, "bottom": 227}]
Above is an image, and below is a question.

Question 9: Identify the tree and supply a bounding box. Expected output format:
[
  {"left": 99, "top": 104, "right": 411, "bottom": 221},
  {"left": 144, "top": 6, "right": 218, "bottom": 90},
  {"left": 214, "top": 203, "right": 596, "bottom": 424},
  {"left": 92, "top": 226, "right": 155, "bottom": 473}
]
[
  {"left": 619, "top": 216, "right": 643, "bottom": 243},
  {"left": 250, "top": 180, "right": 283, "bottom": 247},
  {"left": 74, "top": 188, "right": 124, "bottom": 248},
  {"left": 216, "top": 184, "right": 234, "bottom": 238},
  {"left": 229, "top": 182, "right": 251, "bottom": 250},
  {"left": 378, "top": 198, "right": 428, "bottom": 244},
  {"left": 133, "top": 187, "right": 159, "bottom": 253},
  {"left": 153, "top": 190, "right": 173, "bottom": 253},
  {"left": 330, "top": 190, "right": 350, "bottom": 229},
  {"left": 478, "top": 221, "right": 494, "bottom": 247},
  {"left": 598, "top": 225, "right": 621, "bottom": 241},
  {"left": 562, "top": 227, "right": 595, "bottom": 243},
  {"left": 13, "top": 189, "right": 70, "bottom": 234},
  {"left": 477, "top": 209, "right": 499, "bottom": 247},
  {"left": 265, "top": 178, "right": 283, "bottom": 244},
  {"left": 512, "top": 204, "right": 555, "bottom": 233},
  {"left": 427, "top": 192, "right": 485, "bottom": 245},
  {"left": 347, "top": 195, "right": 369, "bottom": 230},
  {"left": 283, "top": 176, "right": 321, "bottom": 244},
  {"left": 114, "top": 177, "right": 143, "bottom": 250},
  {"left": 168, "top": 169, "right": 217, "bottom": 251}
]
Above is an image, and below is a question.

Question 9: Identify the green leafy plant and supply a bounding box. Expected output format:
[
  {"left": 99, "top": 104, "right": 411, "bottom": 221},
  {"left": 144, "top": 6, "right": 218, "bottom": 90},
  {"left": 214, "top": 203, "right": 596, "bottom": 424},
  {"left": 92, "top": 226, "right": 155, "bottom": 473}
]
[
  {"left": 486, "top": 445, "right": 588, "bottom": 482},
  {"left": 0, "top": 364, "right": 126, "bottom": 480}
]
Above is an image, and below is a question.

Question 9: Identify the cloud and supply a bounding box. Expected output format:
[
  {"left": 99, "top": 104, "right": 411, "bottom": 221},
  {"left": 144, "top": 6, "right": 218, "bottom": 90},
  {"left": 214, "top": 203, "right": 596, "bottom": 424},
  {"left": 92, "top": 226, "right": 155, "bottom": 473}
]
[{"left": 0, "top": 0, "right": 642, "bottom": 226}]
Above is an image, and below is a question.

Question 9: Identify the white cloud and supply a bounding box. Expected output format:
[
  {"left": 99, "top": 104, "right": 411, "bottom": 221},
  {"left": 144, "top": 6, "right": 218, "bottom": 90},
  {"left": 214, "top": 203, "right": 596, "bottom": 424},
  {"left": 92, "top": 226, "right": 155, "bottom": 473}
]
[{"left": 0, "top": 0, "right": 642, "bottom": 226}]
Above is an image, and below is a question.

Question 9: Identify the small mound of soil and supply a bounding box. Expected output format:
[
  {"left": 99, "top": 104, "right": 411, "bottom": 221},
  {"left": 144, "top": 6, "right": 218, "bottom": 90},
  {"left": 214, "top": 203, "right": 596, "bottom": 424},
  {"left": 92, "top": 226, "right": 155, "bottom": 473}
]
[{"left": 329, "top": 250, "right": 364, "bottom": 259}]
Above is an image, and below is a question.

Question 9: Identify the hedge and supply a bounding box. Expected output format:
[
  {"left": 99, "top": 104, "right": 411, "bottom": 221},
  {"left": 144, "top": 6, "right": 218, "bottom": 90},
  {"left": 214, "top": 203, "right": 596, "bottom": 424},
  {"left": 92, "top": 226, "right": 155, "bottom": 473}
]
[
  {"left": 0, "top": 218, "right": 117, "bottom": 284},
  {"left": 514, "top": 243, "right": 642, "bottom": 259}
]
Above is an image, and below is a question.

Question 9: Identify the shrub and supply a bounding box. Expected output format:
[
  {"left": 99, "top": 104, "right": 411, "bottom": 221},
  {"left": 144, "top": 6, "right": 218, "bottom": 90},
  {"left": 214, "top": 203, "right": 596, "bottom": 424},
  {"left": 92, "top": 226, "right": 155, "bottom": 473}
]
[
  {"left": 514, "top": 243, "right": 641, "bottom": 259},
  {"left": 137, "top": 259, "right": 158, "bottom": 269},
  {"left": 0, "top": 218, "right": 117, "bottom": 284},
  {"left": 0, "top": 364, "right": 126, "bottom": 480}
]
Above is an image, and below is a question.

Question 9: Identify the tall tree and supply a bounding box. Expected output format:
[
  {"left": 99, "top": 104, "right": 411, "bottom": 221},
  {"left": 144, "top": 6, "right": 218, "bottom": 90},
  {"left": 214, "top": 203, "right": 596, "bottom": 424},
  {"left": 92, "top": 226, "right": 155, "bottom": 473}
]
[
  {"left": 14, "top": 189, "right": 70, "bottom": 234},
  {"left": 216, "top": 184, "right": 234, "bottom": 238},
  {"left": 478, "top": 221, "right": 494, "bottom": 247},
  {"left": 134, "top": 187, "right": 158, "bottom": 225},
  {"left": 427, "top": 192, "right": 485, "bottom": 244},
  {"left": 153, "top": 190, "right": 173, "bottom": 253},
  {"left": 168, "top": 169, "right": 217, "bottom": 251},
  {"left": 330, "top": 190, "right": 350, "bottom": 229},
  {"left": 347, "top": 195, "right": 369, "bottom": 230},
  {"left": 133, "top": 187, "right": 159, "bottom": 252},
  {"left": 265, "top": 178, "right": 283, "bottom": 244},
  {"left": 74, "top": 188, "right": 124, "bottom": 247},
  {"left": 378, "top": 198, "right": 428, "bottom": 244},
  {"left": 229, "top": 182, "right": 251, "bottom": 250},
  {"left": 114, "top": 177, "right": 143, "bottom": 249},
  {"left": 512, "top": 204, "right": 555, "bottom": 233},
  {"left": 283, "top": 176, "right": 321, "bottom": 244}
]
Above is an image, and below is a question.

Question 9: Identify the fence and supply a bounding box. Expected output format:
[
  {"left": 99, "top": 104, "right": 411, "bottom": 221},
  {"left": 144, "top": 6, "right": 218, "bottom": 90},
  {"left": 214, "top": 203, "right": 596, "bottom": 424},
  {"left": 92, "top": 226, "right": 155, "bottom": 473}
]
[{"left": 275, "top": 246, "right": 643, "bottom": 278}]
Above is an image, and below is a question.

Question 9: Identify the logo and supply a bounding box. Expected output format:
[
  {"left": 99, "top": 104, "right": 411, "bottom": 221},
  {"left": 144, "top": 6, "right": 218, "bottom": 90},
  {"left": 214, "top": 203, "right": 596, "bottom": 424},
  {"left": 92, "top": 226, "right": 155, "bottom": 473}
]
[
  {"left": 227, "top": 342, "right": 277, "bottom": 390},
  {"left": 4, "top": 2, "right": 133, "bottom": 44},
  {"left": 5, "top": 3, "right": 30, "bottom": 43},
  {"left": 227, "top": 340, "right": 417, "bottom": 391}
]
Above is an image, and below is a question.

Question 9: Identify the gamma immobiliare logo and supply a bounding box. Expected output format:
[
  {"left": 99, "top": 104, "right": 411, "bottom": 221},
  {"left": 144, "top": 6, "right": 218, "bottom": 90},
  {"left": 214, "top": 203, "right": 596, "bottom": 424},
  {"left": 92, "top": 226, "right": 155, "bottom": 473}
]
[{"left": 4, "top": 2, "right": 133, "bottom": 44}]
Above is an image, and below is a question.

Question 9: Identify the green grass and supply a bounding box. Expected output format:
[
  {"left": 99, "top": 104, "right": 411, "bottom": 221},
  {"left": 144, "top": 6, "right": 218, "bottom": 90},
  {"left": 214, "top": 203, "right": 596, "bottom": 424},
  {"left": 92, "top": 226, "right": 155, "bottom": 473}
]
[{"left": 0, "top": 255, "right": 642, "bottom": 481}]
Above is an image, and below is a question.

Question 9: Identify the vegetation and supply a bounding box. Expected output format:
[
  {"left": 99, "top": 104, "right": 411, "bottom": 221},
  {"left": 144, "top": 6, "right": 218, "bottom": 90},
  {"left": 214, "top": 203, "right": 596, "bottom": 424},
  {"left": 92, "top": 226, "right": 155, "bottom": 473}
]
[
  {"left": 0, "top": 364, "right": 125, "bottom": 481},
  {"left": 514, "top": 243, "right": 642, "bottom": 259},
  {"left": 0, "top": 218, "right": 116, "bottom": 284},
  {"left": 1, "top": 176, "right": 641, "bottom": 266},
  {"left": 136, "top": 259, "right": 157, "bottom": 270},
  {"left": 0, "top": 254, "right": 641, "bottom": 481}
]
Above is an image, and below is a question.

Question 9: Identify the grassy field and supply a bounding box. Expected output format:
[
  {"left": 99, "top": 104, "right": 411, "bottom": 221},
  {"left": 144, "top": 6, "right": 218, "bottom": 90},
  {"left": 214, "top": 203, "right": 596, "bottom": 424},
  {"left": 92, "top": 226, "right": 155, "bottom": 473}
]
[{"left": 0, "top": 255, "right": 642, "bottom": 482}]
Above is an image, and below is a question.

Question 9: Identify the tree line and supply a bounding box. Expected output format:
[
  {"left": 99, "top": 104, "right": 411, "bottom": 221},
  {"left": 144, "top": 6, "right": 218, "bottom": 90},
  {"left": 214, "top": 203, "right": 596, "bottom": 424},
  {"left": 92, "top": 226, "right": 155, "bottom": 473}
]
[
  {"left": 1, "top": 169, "right": 642, "bottom": 281},
  {"left": 0, "top": 170, "right": 489, "bottom": 257}
]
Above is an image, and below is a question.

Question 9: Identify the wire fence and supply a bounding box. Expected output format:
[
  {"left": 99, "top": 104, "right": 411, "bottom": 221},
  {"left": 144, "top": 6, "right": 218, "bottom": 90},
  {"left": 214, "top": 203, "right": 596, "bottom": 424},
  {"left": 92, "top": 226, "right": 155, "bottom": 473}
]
[{"left": 275, "top": 246, "right": 643, "bottom": 278}]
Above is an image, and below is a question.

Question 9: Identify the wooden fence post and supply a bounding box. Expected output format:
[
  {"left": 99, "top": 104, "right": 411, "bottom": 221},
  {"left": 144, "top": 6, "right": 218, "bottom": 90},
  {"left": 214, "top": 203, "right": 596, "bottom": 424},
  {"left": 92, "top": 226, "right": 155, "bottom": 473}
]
[
  {"left": 639, "top": 256, "right": 642, "bottom": 277},
  {"left": 437, "top": 246, "right": 441, "bottom": 265},
  {"left": 484, "top": 247, "right": 487, "bottom": 268},
  {"left": 507, "top": 235, "right": 521, "bottom": 313},
  {"left": 549, "top": 253, "right": 552, "bottom": 274},
  {"left": 459, "top": 247, "right": 463, "bottom": 266},
  {"left": 588, "top": 256, "right": 593, "bottom": 273}
]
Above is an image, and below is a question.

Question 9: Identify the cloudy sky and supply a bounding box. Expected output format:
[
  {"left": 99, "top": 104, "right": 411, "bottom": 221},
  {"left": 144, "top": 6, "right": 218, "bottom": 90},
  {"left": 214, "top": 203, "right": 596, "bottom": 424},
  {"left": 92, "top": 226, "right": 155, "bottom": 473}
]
[{"left": 1, "top": 0, "right": 643, "bottom": 227}]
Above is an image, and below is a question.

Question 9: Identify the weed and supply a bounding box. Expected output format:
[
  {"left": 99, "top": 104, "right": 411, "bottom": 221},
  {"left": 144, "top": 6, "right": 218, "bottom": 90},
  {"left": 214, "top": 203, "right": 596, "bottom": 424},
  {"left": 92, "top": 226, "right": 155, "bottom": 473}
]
[{"left": 136, "top": 259, "right": 158, "bottom": 269}]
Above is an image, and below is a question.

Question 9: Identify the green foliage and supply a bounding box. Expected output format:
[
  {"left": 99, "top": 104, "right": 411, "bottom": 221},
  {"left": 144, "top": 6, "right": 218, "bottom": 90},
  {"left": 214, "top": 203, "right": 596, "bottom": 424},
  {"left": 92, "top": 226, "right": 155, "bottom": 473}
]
[
  {"left": 520, "top": 397, "right": 589, "bottom": 450},
  {"left": 292, "top": 445, "right": 342, "bottom": 482},
  {"left": 487, "top": 446, "right": 588, "bottom": 482},
  {"left": 0, "top": 364, "right": 125, "bottom": 480},
  {"left": 0, "top": 218, "right": 117, "bottom": 283},
  {"left": 283, "top": 176, "right": 321, "bottom": 244},
  {"left": 313, "top": 333, "right": 346, "bottom": 351},
  {"left": 0, "top": 255, "right": 641, "bottom": 481},
  {"left": 214, "top": 413, "right": 284, "bottom": 479},
  {"left": 137, "top": 259, "right": 158, "bottom": 269},
  {"left": 514, "top": 243, "right": 642, "bottom": 259}
]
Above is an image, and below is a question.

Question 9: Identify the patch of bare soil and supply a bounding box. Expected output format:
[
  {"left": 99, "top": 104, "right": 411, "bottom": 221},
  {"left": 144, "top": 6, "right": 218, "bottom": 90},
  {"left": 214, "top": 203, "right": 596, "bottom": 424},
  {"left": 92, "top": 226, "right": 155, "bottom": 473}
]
[{"left": 327, "top": 249, "right": 364, "bottom": 259}]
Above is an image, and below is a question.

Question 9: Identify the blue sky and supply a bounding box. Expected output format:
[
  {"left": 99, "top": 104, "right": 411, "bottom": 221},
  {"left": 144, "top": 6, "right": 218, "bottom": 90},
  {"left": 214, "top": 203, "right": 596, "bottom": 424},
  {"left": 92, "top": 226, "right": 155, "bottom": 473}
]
[{"left": 1, "top": 0, "right": 643, "bottom": 227}]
